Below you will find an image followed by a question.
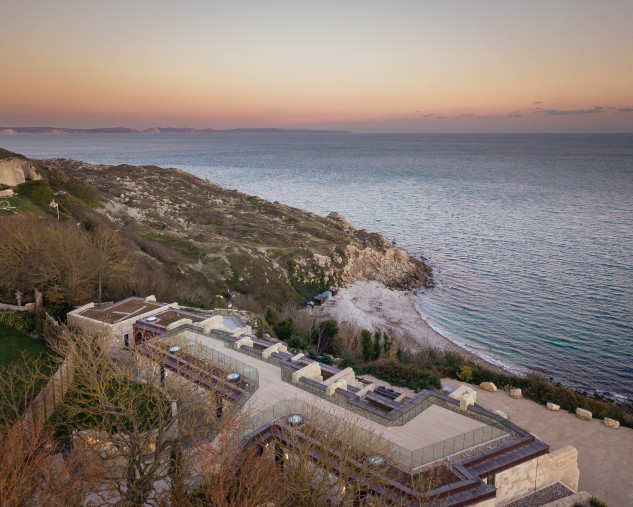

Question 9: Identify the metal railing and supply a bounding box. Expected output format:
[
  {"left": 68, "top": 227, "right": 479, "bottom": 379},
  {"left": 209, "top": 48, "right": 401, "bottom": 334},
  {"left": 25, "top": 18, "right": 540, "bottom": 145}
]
[{"left": 242, "top": 400, "right": 508, "bottom": 469}]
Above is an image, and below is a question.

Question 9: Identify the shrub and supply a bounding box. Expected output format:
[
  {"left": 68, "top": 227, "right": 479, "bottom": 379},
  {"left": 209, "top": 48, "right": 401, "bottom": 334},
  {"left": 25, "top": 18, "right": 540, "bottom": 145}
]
[
  {"left": 360, "top": 330, "right": 372, "bottom": 361},
  {"left": 339, "top": 354, "right": 357, "bottom": 369},
  {"left": 319, "top": 354, "right": 334, "bottom": 366},
  {"left": 273, "top": 317, "right": 294, "bottom": 341},
  {"left": 457, "top": 365, "right": 473, "bottom": 383},
  {"left": 0, "top": 311, "right": 35, "bottom": 333},
  {"left": 382, "top": 332, "right": 393, "bottom": 354},
  {"left": 287, "top": 332, "right": 308, "bottom": 351},
  {"left": 372, "top": 331, "right": 381, "bottom": 360},
  {"left": 265, "top": 307, "right": 279, "bottom": 327},
  {"left": 16, "top": 180, "right": 53, "bottom": 208},
  {"left": 357, "top": 359, "right": 441, "bottom": 392}
]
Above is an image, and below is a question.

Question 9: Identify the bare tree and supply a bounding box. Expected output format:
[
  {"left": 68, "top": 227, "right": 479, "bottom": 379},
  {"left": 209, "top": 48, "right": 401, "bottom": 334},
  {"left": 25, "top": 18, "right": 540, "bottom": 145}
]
[
  {"left": 89, "top": 226, "right": 133, "bottom": 307},
  {"left": 46, "top": 327, "right": 220, "bottom": 506},
  {"left": 0, "top": 424, "right": 88, "bottom": 506}
]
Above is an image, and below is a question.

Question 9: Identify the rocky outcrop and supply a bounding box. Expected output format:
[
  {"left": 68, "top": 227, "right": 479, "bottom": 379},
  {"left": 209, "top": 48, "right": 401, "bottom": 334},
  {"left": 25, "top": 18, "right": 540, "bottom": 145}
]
[
  {"left": 326, "top": 212, "right": 434, "bottom": 290},
  {"left": 326, "top": 211, "right": 355, "bottom": 233},
  {"left": 0, "top": 158, "right": 42, "bottom": 186}
]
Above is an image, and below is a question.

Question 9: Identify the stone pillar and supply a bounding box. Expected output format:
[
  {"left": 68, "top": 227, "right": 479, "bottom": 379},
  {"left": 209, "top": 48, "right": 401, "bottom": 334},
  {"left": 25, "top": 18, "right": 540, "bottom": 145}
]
[{"left": 35, "top": 290, "right": 43, "bottom": 310}]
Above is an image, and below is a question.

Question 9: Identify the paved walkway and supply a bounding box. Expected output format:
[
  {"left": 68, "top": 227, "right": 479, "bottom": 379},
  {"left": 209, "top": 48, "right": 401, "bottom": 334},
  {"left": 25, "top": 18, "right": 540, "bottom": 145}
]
[
  {"left": 442, "top": 378, "right": 633, "bottom": 507},
  {"left": 183, "top": 330, "right": 486, "bottom": 451}
]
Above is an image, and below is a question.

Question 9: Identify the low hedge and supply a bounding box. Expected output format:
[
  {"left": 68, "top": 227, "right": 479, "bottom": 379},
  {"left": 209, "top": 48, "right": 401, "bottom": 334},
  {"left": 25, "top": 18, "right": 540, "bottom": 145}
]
[
  {"left": 0, "top": 311, "right": 35, "bottom": 333},
  {"left": 357, "top": 359, "right": 441, "bottom": 392}
]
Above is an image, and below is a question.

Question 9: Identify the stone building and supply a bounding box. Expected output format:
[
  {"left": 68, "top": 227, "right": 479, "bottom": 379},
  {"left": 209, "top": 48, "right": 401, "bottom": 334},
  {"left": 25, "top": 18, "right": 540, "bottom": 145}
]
[{"left": 67, "top": 296, "right": 582, "bottom": 505}]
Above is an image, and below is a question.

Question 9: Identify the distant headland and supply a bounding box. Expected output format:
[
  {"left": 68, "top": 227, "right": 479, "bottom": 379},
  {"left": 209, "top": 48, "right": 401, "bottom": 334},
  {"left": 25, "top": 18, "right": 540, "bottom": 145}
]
[{"left": 0, "top": 127, "right": 352, "bottom": 135}]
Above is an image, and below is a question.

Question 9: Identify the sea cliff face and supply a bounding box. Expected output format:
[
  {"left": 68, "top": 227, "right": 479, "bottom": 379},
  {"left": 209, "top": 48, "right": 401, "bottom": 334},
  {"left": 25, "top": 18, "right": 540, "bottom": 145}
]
[{"left": 2, "top": 149, "right": 432, "bottom": 304}]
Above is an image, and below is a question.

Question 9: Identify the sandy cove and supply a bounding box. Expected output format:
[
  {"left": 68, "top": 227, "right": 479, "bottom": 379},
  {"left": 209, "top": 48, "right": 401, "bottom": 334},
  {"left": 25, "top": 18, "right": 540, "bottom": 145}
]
[{"left": 314, "top": 280, "right": 511, "bottom": 373}]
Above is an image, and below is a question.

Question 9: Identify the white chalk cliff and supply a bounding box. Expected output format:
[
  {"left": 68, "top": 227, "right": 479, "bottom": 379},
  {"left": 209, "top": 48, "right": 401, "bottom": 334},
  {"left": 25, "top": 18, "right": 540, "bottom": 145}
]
[{"left": 0, "top": 158, "right": 42, "bottom": 186}]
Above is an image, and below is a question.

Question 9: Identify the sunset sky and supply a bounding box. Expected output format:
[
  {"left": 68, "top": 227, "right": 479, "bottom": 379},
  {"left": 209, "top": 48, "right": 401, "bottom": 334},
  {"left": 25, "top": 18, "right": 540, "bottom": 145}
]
[{"left": 2, "top": 1, "right": 632, "bottom": 132}]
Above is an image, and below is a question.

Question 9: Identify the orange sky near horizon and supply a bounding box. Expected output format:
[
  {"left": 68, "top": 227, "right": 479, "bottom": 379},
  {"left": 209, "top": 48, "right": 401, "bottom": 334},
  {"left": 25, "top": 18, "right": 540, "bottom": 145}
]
[{"left": 2, "top": 1, "right": 632, "bottom": 132}]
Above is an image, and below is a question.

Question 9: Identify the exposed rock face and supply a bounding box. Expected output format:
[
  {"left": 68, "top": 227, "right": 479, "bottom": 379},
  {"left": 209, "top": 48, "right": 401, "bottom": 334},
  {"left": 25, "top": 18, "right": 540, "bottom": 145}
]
[
  {"left": 0, "top": 188, "right": 14, "bottom": 197},
  {"left": 510, "top": 388, "right": 522, "bottom": 399},
  {"left": 575, "top": 408, "right": 592, "bottom": 421},
  {"left": 326, "top": 211, "right": 355, "bottom": 232},
  {"left": 546, "top": 402, "right": 560, "bottom": 411},
  {"left": 326, "top": 212, "right": 433, "bottom": 290},
  {"left": 603, "top": 417, "right": 620, "bottom": 428},
  {"left": 480, "top": 382, "right": 497, "bottom": 392},
  {"left": 0, "top": 158, "right": 42, "bottom": 186}
]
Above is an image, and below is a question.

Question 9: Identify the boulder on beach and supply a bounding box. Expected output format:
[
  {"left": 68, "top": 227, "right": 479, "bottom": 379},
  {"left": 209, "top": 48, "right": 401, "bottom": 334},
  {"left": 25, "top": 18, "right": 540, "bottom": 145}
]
[
  {"left": 576, "top": 408, "right": 592, "bottom": 422},
  {"left": 546, "top": 402, "right": 560, "bottom": 411},
  {"left": 603, "top": 417, "right": 620, "bottom": 429},
  {"left": 480, "top": 381, "right": 497, "bottom": 392},
  {"left": 510, "top": 388, "right": 522, "bottom": 399}
]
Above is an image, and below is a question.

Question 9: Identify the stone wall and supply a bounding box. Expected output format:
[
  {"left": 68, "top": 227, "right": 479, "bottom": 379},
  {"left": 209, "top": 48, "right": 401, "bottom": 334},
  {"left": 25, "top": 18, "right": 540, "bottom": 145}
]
[
  {"left": 534, "top": 446, "right": 579, "bottom": 492},
  {"left": 22, "top": 357, "right": 74, "bottom": 428},
  {"left": 493, "top": 446, "right": 579, "bottom": 505}
]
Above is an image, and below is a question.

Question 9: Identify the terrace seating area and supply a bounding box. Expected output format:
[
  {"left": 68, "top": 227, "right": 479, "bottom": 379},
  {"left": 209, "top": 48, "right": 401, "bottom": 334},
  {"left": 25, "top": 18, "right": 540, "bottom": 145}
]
[
  {"left": 137, "top": 339, "right": 256, "bottom": 406},
  {"left": 240, "top": 402, "right": 547, "bottom": 506}
]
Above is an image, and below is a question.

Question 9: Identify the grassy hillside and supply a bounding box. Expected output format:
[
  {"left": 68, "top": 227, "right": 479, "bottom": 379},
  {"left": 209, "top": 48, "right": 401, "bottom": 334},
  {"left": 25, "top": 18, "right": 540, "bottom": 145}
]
[{"left": 0, "top": 148, "right": 432, "bottom": 309}]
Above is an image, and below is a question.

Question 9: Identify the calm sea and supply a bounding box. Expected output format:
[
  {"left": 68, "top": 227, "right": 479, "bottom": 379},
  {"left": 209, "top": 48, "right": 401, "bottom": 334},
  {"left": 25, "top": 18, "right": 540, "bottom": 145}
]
[{"left": 3, "top": 133, "right": 632, "bottom": 400}]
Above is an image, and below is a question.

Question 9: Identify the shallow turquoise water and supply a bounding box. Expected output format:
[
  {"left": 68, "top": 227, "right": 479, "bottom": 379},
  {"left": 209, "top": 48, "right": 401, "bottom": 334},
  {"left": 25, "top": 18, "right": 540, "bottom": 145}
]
[{"left": 2, "top": 133, "right": 632, "bottom": 400}]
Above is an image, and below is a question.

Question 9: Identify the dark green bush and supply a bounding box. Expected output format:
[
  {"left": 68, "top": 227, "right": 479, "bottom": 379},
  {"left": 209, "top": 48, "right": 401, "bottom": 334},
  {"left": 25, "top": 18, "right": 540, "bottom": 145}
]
[
  {"left": 16, "top": 180, "right": 53, "bottom": 208},
  {"left": 357, "top": 360, "right": 441, "bottom": 392},
  {"left": 287, "top": 332, "right": 308, "bottom": 351},
  {"left": 0, "top": 311, "right": 35, "bottom": 333},
  {"left": 319, "top": 354, "right": 334, "bottom": 365},
  {"left": 265, "top": 307, "right": 279, "bottom": 326},
  {"left": 361, "top": 330, "right": 372, "bottom": 361},
  {"left": 273, "top": 317, "right": 294, "bottom": 341}
]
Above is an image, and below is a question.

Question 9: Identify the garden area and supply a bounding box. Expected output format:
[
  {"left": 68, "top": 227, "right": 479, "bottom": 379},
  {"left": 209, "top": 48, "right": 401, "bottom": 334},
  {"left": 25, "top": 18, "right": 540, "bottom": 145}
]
[{"left": 0, "top": 322, "right": 48, "bottom": 367}]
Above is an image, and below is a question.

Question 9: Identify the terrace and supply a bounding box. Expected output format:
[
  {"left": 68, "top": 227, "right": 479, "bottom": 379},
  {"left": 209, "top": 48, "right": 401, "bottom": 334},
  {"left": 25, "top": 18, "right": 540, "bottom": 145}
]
[
  {"left": 179, "top": 328, "right": 513, "bottom": 462},
  {"left": 66, "top": 297, "right": 576, "bottom": 505},
  {"left": 78, "top": 297, "right": 167, "bottom": 324}
]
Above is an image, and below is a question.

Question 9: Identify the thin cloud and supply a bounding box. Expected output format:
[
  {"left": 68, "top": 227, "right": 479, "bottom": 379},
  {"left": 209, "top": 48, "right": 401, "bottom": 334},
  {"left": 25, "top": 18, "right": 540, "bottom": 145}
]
[
  {"left": 618, "top": 107, "right": 633, "bottom": 113},
  {"left": 532, "top": 101, "right": 542, "bottom": 105},
  {"left": 539, "top": 106, "right": 605, "bottom": 116}
]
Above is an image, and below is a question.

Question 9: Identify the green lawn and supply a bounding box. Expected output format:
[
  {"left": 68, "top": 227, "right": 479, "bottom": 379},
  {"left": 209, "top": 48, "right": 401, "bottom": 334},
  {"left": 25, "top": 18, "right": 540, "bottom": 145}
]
[
  {"left": 0, "top": 323, "right": 54, "bottom": 425},
  {"left": 0, "top": 196, "right": 49, "bottom": 216},
  {"left": 0, "top": 322, "right": 50, "bottom": 367}
]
